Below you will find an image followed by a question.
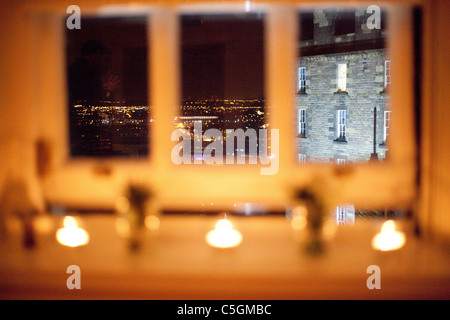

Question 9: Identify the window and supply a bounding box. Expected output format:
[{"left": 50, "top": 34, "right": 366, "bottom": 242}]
[
  {"left": 385, "top": 60, "right": 391, "bottom": 88},
  {"left": 337, "top": 63, "right": 347, "bottom": 92},
  {"left": 299, "top": 12, "right": 314, "bottom": 41},
  {"left": 29, "top": 4, "right": 417, "bottom": 219},
  {"left": 296, "top": 8, "right": 394, "bottom": 165},
  {"left": 337, "top": 158, "right": 346, "bottom": 166},
  {"left": 336, "top": 205, "right": 355, "bottom": 225},
  {"left": 298, "top": 108, "right": 306, "bottom": 137},
  {"left": 334, "top": 10, "right": 356, "bottom": 36},
  {"left": 298, "top": 67, "right": 306, "bottom": 93},
  {"left": 384, "top": 110, "right": 391, "bottom": 142},
  {"left": 381, "top": 10, "right": 388, "bottom": 31},
  {"left": 336, "top": 206, "right": 346, "bottom": 225},
  {"left": 66, "top": 16, "right": 149, "bottom": 158},
  {"left": 179, "top": 13, "right": 266, "bottom": 160},
  {"left": 298, "top": 153, "right": 306, "bottom": 164},
  {"left": 337, "top": 109, "right": 346, "bottom": 140}
]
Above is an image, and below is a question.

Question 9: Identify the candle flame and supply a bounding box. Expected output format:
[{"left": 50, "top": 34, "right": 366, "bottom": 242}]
[
  {"left": 56, "top": 216, "right": 90, "bottom": 248},
  {"left": 205, "top": 218, "right": 242, "bottom": 249},
  {"left": 372, "top": 220, "right": 406, "bottom": 252}
]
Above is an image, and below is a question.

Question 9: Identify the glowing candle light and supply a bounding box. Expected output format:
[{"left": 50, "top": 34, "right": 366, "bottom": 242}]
[
  {"left": 56, "top": 216, "right": 90, "bottom": 248},
  {"left": 291, "top": 205, "right": 307, "bottom": 231},
  {"left": 144, "top": 215, "right": 160, "bottom": 231},
  {"left": 205, "top": 218, "right": 242, "bottom": 249},
  {"left": 371, "top": 220, "right": 406, "bottom": 252}
]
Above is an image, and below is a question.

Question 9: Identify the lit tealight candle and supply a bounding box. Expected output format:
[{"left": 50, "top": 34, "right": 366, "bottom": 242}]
[
  {"left": 371, "top": 220, "right": 406, "bottom": 252},
  {"left": 205, "top": 218, "right": 242, "bottom": 249},
  {"left": 56, "top": 216, "right": 90, "bottom": 248}
]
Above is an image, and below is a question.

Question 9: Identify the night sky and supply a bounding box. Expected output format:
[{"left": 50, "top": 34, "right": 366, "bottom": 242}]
[
  {"left": 181, "top": 14, "right": 265, "bottom": 100},
  {"left": 66, "top": 16, "right": 148, "bottom": 104},
  {"left": 66, "top": 14, "right": 265, "bottom": 103}
]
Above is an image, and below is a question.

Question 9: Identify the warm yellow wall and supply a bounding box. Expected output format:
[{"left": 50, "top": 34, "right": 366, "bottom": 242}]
[{"left": 422, "top": 0, "right": 450, "bottom": 241}]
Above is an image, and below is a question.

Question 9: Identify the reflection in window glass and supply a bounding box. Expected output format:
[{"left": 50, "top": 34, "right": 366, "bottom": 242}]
[
  {"left": 296, "top": 8, "right": 390, "bottom": 164},
  {"left": 66, "top": 17, "right": 149, "bottom": 157},
  {"left": 177, "top": 13, "right": 267, "bottom": 161},
  {"left": 337, "top": 63, "right": 347, "bottom": 92},
  {"left": 335, "top": 205, "right": 406, "bottom": 226}
]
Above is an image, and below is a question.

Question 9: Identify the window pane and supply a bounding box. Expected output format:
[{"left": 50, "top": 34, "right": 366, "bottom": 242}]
[
  {"left": 384, "top": 110, "right": 391, "bottom": 142},
  {"left": 296, "top": 8, "right": 390, "bottom": 164},
  {"left": 293, "top": 7, "right": 409, "bottom": 222},
  {"left": 298, "top": 67, "right": 306, "bottom": 92},
  {"left": 176, "top": 13, "right": 267, "bottom": 163},
  {"left": 66, "top": 17, "right": 150, "bottom": 157},
  {"left": 337, "top": 63, "right": 347, "bottom": 91},
  {"left": 385, "top": 60, "right": 391, "bottom": 87},
  {"left": 334, "top": 10, "right": 356, "bottom": 36}
]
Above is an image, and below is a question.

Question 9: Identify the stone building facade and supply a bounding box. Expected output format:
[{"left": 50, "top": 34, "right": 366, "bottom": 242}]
[{"left": 296, "top": 9, "right": 390, "bottom": 164}]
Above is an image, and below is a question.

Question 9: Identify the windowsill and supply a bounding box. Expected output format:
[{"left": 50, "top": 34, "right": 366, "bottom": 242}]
[
  {"left": 297, "top": 134, "right": 307, "bottom": 139},
  {"left": 0, "top": 214, "right": 449, "bottom": 299},
  {"left": 333, "top": 138, "right": 347, "bottom": 144},
  {"left": 334, "top": 90, "right": 348, "bottom": 95},
  {"left": 297, "top": 90, "right": 307, "bottom": 95},
  {"left": 380, "top": 88, "right": 389, "bottom": 94},
  {"left": 379, "top": 142, "right": 388, "bottom": 147}
]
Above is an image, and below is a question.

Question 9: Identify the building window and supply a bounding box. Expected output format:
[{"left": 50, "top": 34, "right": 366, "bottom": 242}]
[
  {"left": 298, "top": 153, "right": 306, "bottom": 164},
  {"left": 299, "top": 12, "right": 314, "bottom": 41},
  {"left": 337, "top": 158, "right": 346, "bottom": 166},
  {"left": 298, "top": 108, "right": 306, "bottom": 137},
  {"left": 384, "top": 110, "right": 391, "bottom": 142},
  {"left": 334, "top": 10, "right": 356, "bottom": 36},
  {"left": 337, "top": 109, "right": 346, "bottom": 141},
  {"left": 385, "top": 60, "right": 391, "bottom": 88},
  {"left": 336, "top": 205, "right": 355, "bottom": 225},
  {"left": 336, "top": 63, "right": 347, "bottom": 92},
  {"left": 336, "top": 206, "right": 346, "bottom": 225},
  {"left": 298, "top": 67, "right": 306, "bottom": 93}
]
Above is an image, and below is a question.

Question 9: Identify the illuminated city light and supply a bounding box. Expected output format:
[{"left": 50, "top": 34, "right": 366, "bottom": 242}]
[
  {"left": 205, "top": 218, "right": 243, "bottom": 249},
  {"left": 56, "top": 216, "right": 90, "bottom": 248},
  {"left": 371, "top": 220, "right": 406, "bottom": 251}
]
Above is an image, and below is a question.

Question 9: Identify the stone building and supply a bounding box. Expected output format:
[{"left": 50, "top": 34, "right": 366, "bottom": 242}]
[{"left": 296, "top": 8, "right": 390, "bottom": 164}]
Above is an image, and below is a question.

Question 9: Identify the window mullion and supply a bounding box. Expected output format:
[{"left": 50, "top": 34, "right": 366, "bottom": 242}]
[{"left": 150, "top": 9, "right": 179, "bottom": 171}]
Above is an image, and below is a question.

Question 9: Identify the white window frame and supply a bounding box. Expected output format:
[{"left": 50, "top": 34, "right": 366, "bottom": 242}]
[
  {"left": 336, "top": 206, "right": 346, "bottom": 225},
  {"left": 298, "top": 153, "right": 306, "bottom": 164},
  {"left": 384, "top": 110, "right": 391, "bottom": 142},
  {"left": 298, "top": 66, "right": 306, "bottom": 92},
  {"left": 385, "top": 60, "right": 391, "bottom": 88},
  {"left": 337, "top": 109, "right": 346, "bottom": 140},
  {"left": 337, "top": 62, "right": 347, "bottom": 92},
  {"left": 336, "top": 205, "right": 355, "bottom": 225},
  {"left": 337, "top": 158, "right": 346, "bottom": 166},
  {"left": 24, "top": 3, "right": 417, "bottom": 214},
  {"left": 298, "top": 108, "right": 306, "bottom": 137}
]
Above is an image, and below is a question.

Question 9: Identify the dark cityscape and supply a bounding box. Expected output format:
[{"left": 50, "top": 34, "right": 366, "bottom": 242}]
[{"left": 67, "top": 14, "right": 267, "bottom": 158}]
